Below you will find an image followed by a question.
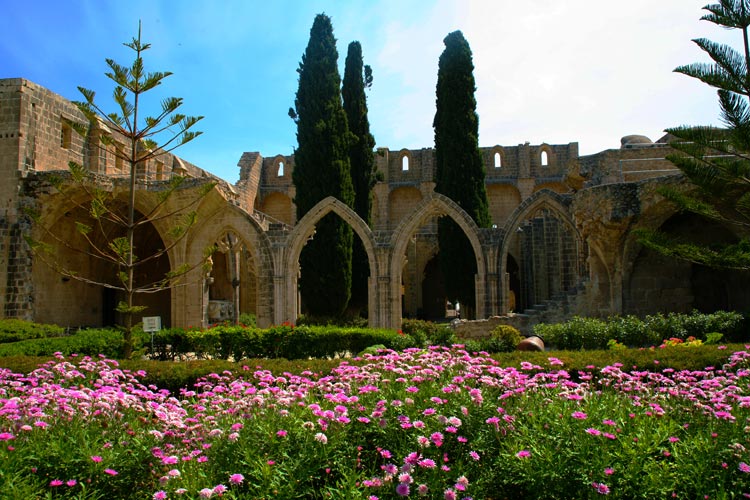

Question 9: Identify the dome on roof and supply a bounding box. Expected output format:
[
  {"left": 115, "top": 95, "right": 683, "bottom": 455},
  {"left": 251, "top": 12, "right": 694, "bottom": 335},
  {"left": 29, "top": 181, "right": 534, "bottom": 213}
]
[{"left": 620, "top": 135, "right": 653, "bottom": 148}]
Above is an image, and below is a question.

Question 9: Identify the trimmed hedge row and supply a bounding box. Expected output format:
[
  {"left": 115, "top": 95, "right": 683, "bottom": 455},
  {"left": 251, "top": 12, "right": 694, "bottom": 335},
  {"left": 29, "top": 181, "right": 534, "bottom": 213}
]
[
  {"left": 149, "top": 324, "right": 415, "bottom": 360},
  {"left": 0, "top": 319, "right": 65, "bottom": 344},
  {"left": 0, "top": 328, "right": 125, "bottom": 358},
  {"left": 534, "top": 310, "right": 747, "bottom": 350}
]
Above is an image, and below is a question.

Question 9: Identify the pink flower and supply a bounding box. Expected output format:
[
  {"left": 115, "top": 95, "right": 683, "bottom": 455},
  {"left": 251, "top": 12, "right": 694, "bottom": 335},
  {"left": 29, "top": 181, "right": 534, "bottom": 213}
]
[
  {"left": 572, "top": 411, "right": 588, "bottom": 420},
  {"left": 314, "top": 432, "right": 328, "bottom": 444},
  {"left": 417, "top": 484, "right": 429, "bottom": 495},
  {"left": 740, "top": 462, "right": 750, "bottom": 473},
  {"left": 276, "top": 430, "right": 287, "bottom": 437},
  {"left": 90, "top": 456, "right": 103, "bottom": 463},
  {"left": 604, "top": 467, "right": 614, "bottom": 475},
  {"left": 162, "top": 455, "right": 179, "bottom": 465},
  {"left": 229, "top": 473, "right": 244, "bottom": 485},
  {"left": 213, "top": 484, "right": 227, "bottom": 495},
  {"left": 66, "top": 479, "right": 77, "bottom": 487},
  {"left": 199, "top": 488, "right": 213, "bottom": 498},
  {"left": 592, "top": 482, "right": 610, "bottom": 495},
  {"left": 104, "top": 469, "right": 118, "bottom": 476},
  {"left": 0, "top": 433, "right": 14, "bottom": 441},
  {"left": 50, "top": 479, "right": 63, "bottom": 487},
  {"left": 469, "top": 451, "right": 480, "bottom": 461},
  {"left": 516, "top": 450, "right": 531, "bottom": 458},
  {"left": 396, "top": 483, "right": 410, "bottom": 496},
  {"left": 154, "top": 492, "right": 167, "bottom": 500},
  {"left": 418, "top": 458, "right": 436, "bottom": 468},
  {"left": 398, "top": 472, "right": 413, "bottom": 484},
  {"left": 444, "top": 488, "right": 457, "bottom": 500}
]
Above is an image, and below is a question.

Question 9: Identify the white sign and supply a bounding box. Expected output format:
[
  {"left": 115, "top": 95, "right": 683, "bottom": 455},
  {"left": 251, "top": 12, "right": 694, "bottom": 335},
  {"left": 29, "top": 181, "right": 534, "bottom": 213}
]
[{"left": 142, "top": 316, "right": 162, "bottom": 332}]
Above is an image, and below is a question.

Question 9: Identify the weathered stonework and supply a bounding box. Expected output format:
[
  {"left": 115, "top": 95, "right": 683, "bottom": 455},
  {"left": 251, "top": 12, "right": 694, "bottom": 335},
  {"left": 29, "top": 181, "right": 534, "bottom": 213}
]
[{"left": 2, "top": 78, "right": 748, "bottom": 333}]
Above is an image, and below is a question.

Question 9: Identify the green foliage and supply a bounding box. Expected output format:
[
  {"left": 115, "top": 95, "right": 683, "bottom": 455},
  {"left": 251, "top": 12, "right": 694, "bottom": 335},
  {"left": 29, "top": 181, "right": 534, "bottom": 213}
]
[
  {"left": 0, "top": 328, "right": 128, "bottom": 358},
  {"left": 535, "top": 310, "right": 746, "bottom": 350},
  {"left": 148, "top": 324, "right": 413, "bottom": 361},
  {"left": 637, "top": 1, "right": 750, "bottom": 270},
  {"left": 291, "top": 14, "right": 355, "bottom": 317},
  {"left": 433, "top": 31, "right": 492, "bottom": 311},
  {"left": 483, "top": 324, "right": 523, "bottom": 353},
  {"left": 401, "top": 319, "right": 457, "bottom": 347},
  {"left": 238, "top": 313, "right": 257, "bottom": 327},
  {"left": 343, "top": 41, "right": 377, "bottom": 311},
  {"left": 0, "top": 319, "right": 65, "bottom": 344},
  {"left": 24, "top": 25, "right": 209, "bottom": 359}
]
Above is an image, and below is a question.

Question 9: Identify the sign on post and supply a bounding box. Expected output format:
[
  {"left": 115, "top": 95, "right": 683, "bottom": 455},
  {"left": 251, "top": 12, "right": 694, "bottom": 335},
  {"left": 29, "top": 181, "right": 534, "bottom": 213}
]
[{"left": 143, "top": 316, "right": 162, "bottom": 332}]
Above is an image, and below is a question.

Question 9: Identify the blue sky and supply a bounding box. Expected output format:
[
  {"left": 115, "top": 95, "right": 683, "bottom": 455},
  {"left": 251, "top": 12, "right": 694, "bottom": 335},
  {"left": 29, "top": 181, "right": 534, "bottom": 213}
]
[{"left": 2, "top": 0, "right": 734, "bottom": 182}]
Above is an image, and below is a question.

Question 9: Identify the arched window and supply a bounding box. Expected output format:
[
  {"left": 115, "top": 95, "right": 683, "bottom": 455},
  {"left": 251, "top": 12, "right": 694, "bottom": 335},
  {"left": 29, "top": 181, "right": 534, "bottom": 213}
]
[
  {"left": 541, "top": 150, "right": 549, "bottom": 167},
  {"left": 402, "top": 155, "right": 409, "bottom": 171},
  {"left": 494, "top": 152, "right": 502, "bottom": 168},
  {"left": 277, "top": 161, "right": 284, "bottom": 177}
]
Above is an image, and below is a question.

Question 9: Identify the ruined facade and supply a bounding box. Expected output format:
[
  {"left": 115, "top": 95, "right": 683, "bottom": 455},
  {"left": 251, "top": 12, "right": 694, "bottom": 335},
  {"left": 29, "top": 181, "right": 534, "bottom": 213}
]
[{"left": 2, "top": 78, "right": 748, "bottom": 332}]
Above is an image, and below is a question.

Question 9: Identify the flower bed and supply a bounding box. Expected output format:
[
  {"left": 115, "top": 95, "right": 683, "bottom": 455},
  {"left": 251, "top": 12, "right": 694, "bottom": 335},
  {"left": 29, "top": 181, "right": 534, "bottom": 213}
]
[{"left": 1, "top": 347, "right": 750, "bottom": 498}]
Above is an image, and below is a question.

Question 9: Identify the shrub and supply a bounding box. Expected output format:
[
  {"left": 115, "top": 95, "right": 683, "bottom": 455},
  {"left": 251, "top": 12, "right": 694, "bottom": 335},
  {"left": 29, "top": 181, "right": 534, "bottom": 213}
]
[
  {"left": 238, "top": 313, "right": 257, "bottom": 327},
  {"left": 0, "top": 319, "right": 65, "bottom": 344},
  {"left": 536, "top": 311, "right": 746, "bottom": 350},
  {"left": 482, "top": 324, "right": 522, "bottom": 353},
  {"left": 0, "top": 328, "right": 126, "bottom": 358}
]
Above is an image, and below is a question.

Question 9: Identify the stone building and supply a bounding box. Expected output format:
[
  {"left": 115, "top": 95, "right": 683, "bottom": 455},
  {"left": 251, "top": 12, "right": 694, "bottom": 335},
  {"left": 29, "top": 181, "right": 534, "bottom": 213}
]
[{"left": 1, "top": 78, "right": 748, "bottom": 332}]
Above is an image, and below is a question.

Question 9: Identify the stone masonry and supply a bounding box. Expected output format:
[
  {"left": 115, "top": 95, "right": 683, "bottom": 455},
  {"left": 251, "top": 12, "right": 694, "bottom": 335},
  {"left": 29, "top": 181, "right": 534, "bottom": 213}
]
[{"left": 2, "top": 78, "right": 749, "bottom": 332}]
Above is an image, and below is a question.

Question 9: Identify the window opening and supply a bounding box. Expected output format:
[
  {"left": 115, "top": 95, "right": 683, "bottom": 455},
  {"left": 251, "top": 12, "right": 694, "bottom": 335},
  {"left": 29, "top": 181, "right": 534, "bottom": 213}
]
[
  {"left": 494, "top": 152, "right": 502, "bottom": 168},
  {"left": 402, "top": 155, "right": 409, "bottom": 171},
  {"left": 61, "top": 120, "right": 72, "bottom": 149},
  {"left": 277, "top": 161, "right": 285, "bottom": 177},
  {"left": 541, "top": 150, "right": 549, "bottom": 167}
]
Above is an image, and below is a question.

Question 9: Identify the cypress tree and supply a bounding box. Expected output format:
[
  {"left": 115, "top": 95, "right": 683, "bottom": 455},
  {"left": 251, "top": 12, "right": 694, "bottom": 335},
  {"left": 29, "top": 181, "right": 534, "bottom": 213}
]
[
  {"left": 342, "top": 41, "right": 376, "bottom": 312},
  {"left": 433, "top": 30, "right": 491, "bottom": 314},
  {"left": 290, "top": 14, "right": 355, "bottom": 316},
  {"left": 636, "top": 1, "right": 750, "bottom": 270}
]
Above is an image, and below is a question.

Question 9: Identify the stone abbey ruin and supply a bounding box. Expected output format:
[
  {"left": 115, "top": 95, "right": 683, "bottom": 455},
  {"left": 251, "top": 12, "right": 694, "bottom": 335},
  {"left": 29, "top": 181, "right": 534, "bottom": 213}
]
[{"left": 2, "top": 78, "right": 749, "bottom": 332}]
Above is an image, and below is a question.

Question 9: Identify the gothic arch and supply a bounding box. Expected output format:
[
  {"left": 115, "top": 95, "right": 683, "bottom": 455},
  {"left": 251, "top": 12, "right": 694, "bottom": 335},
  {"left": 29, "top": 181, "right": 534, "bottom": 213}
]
[
  {"left": 497, "top": 189, "right": 582, "bottom": 312},
  {"left": 285, "top": 196, "right": 379, "bottom": 321},
  {"left": 186, "top": 204, "right": 275, "bottom": 327},
  {"left": 389, "top": 192, "right": 486, "bottom": 321}
]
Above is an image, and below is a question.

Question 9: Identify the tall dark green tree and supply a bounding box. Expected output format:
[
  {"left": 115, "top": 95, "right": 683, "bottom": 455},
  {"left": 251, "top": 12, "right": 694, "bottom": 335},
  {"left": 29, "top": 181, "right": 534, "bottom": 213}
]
[
  {"left": 637, "top": 1, "right": 750, "bottom": 270},
  {"left": 290, "top": 14, "right": 355, "bottom": 316},
  {"left": 433, "top": 31, "right": 492, "bottom": 314},
  {"left": 342, "top": 41, "right": 376, "bottom": 312}
]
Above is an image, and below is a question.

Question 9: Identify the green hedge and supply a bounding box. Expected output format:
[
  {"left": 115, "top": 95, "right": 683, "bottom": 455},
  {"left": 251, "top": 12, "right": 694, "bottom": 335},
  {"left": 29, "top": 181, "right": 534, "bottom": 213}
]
[
  {"left": 534, "top": 310, "right": 747, "bottom": 350},
  {"left": 0, "top": 328, "right": 127, "bottom": 358},
  {"left": 0, "top": 319, "right": 65, "bottom": 344},
  {"left": 150, "top": 324, "right": 415, "bottom": 361}
]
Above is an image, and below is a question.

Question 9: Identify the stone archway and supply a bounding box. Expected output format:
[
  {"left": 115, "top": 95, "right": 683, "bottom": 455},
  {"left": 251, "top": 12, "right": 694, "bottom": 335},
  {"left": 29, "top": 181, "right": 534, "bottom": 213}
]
[
  {"left": 498, "top": 189, "right": 582, "bottom": 314},
  {"left": 185, "top": 205, "right": 274, "bottom": 328},
  {"left": 284, "top": 196, "right": 379, "bottom": 325},
  {"left": 389, "top": 193, "right": 486, "bottom": 326}
]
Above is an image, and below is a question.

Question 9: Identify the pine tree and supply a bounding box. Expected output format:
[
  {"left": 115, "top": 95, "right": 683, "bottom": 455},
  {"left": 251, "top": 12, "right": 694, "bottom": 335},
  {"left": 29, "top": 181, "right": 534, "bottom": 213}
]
[
  {"left": 290, "top": 14, "right": 355, "bottom": 316},
  {"left": 637, "top": 1, "right": 750, "bottom": 270},
  {"left": 342, "top": 41, "right": 376, "bottom": 312},
  {"left": 433, "top": 31, "right": 492, "bottom": 314},
  {"left": 25, "top": 24, "right": 212, "bottom": 357}
]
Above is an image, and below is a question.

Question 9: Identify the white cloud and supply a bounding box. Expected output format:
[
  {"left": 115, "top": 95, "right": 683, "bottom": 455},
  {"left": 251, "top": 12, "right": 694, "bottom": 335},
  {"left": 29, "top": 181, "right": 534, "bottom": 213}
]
[{"left": 367, "top": 0, "right": 734, "bottom": 155}]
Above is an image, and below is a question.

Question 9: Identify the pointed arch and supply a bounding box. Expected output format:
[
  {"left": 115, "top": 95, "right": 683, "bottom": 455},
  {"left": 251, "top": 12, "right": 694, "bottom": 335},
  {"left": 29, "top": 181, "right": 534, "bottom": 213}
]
[
  {"left": 285, "top": 196, "right": 379, "bottom": 321},
  {"left": 389, "top": 192, "right": 486, "bottom": 323},
  {"left": 497, "top": 189, "right": 582, "bottom": 313},
  {"left": 186, "top": 203, "right": 275, "bottom": 328}
]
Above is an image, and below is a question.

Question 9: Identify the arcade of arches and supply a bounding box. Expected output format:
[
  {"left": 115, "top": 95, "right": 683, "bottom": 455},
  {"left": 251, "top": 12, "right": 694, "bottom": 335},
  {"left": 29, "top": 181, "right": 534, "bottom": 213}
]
[{"left": 4, "top": 79, "right": 750, "bottom": 332}]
